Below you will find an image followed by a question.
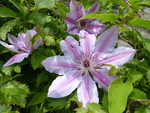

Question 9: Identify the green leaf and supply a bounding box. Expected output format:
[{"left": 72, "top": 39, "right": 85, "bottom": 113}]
[
  {"left": 143, "top": 37, "right": 150, "bottom": 52},
  {"left": 108, "top": 79, "right": 133, "bottom": 113},
  {"left": 44, "top": 35, "right": 55, "bottom": 46},
  {"left": 48, "top": 98, "right": 70, "bottom": 110},
  {"left": 1, "top": 66, "right": 14, "bottom": 76},
  {"left": 27, "top": 91, "right": 47, "bottom": 106},
  {"left": 129, "top": 88, "right": 147, "bottom": 100},
  {"left": 0, "top": 81, "right": 29, "bottom": 107},
  {"left": 55, "top": 3, "right": 67, "bottom": 20},
  {"left": 29, "top": 13, "right": 52, "bottom": 26},
  {"left": 0, "top": 7, "right": 16, "bottom": 18},
  {"left": 127, "top": 69, "right": 143, "bottom": 83},
  {"left": 101, "top": 91, "right": 108, "bottom": 112},
  {"left": 0, "top": 105, "right": 12, "bottom": 113},
  {"left": 3, "top": 111, "right": 20, "bottom": 113},
  {"left": 74, "top": 107, "right": 88, "bottom": 113},
  {"left": 31, "top": 47, "right": 55, "bottom": 70},
  {"left": 9, "top": 0, "right": 28, "bottom": 16},
  {"left": 13, "top": 65, "right": 21, "bottom": 73},
  {"left": 87, "top": 103, "right": 102, "bottom": 111},
  {"left": 135, "top": 106, "right": 150, "bottom": 113},
  {"left": 36, "top": 71, "right": 49, "bottom": 87},
  {"left": 79, "top": 13, "right": 117, "bottom": 23},
  {"left": 127, "top": 18, "right": 150, "bottom": 29},
  {"left": 109, "top": 67, "right": 119, "bottom": 76},
  {"left": 0, "top": 19, "right": 18, "bottom": 40},
  {"left": 109, "top": 0, "right": 129, "bottom": 9},
  {"left": 34, "top": 0, "right": 58, "bottom": 10}
]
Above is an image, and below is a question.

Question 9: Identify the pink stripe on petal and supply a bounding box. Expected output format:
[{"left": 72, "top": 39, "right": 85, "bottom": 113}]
[
  {"left": 95, "top": 27, "right": 118, "bottom": 59},
  {"left": 48, "top": 70, "right": 83, "bottom": 98},
  {"left": 79, "top": 31, "right": 96, "bottom": 56},
  {"left": 60, "top": 36, "right": 81, "bottom": 61},
  {"left": 91, "top": 69, "right": 116, "bottom": 91},
  {"left": 70, "top": 0, "right": 78, "bottom": 14},
  {"left": 65, "top": 14, "right": 77, "bottom": 24},
  {"left": 100, "top": 47, "right": 136, "bottom": 67},
  {"left": 87, "top": 2, "right": 100, "bottom": 14},
  {"left": 77, "top": 72, "right": 98, "bottom": 108},
  {"left": 0, "top": 40, "right": 19, "bottom": 53},
  {"left": 3, "top": 53, "right": 29, "bottom": 67},
  {"left": 42, "top": 56, "right": 79, "bottom": 75}
]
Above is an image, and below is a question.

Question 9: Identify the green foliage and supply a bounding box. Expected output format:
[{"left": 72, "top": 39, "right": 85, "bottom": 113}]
[
  {"left": 0, "top": 7, "right": 17, "bottom": 18},
  {"left": 108, "top": 79, "right": 133, "bottom": 113},
  {"left": 0, "top": 80, "right": 29, "bottom": 107}
]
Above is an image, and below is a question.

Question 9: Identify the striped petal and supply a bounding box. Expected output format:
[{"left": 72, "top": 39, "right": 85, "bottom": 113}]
[
  {"left": 0, "top": 40, "right": 19, "bottom": 53},
  {"left": 77, "top": 72, "right": 98, "bottom": 108},
  {"left": 33, "top": 38, "right": 43, "bottom": 50},
  {"left": 60, "top": 36, "right": 81, "bottom": 61},
  {"left": 91, "top": 68, "right": 117, "bottom": 91},
  {"left": 95, "top": 27, "right": 118, "bottom": 60},
  {"left": 99, "top": 47, "right": 136, "bottom": 67},
  {"left": 87, "top": 2, "right": 100, "bottom": 14},
  {"left": 79, "top": 31, "right": 96, "bottom": 57},
  {"left": 3, "top": 52, "right": 29, "bottom": 67},
  {"left": 42, "top": 55, "right": 79, "bottom": 75},
  {"left": 48, "top": 70, "right": 83, "bottom": 98}
]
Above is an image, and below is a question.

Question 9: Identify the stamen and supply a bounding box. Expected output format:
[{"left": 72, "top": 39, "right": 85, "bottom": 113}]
[{"left": 83, "top": 59, "right": 90, "bottom": 68}]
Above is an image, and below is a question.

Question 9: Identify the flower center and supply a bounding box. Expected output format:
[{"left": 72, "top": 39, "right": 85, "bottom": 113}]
[
  {"left": 83, "top": 59, "right": 90, "bottom": 68},
  {"left": 80, "top": 20, "right": 86, "bottom": 27}
]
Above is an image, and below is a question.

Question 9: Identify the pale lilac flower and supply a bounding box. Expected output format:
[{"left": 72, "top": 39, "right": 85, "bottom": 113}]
[
  {"left": 42, "top": 27, "right": 136, "bottom": 107},
  {"left": 0, "top": 30, "right": 43, "bottom": 67},
  {"left": 65, "top": 0, "right": 106, "bottom": 35}
]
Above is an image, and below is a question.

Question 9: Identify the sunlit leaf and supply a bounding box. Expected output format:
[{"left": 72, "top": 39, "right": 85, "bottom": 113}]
[
  {"left": 0, "top": 7, "right": 17, "bottom": 18},
  {"left": 79, "top": 12, "right": 117, "bottom": 23},
  {"left": 0, "top": 81, "right": 29, "bottom": 107},
  {"left": 108, "top": 79, "right": 133, "bottom": 113},
  {"left": 0, "top": 105, "right": 12, "bottom": 113},
  {"left": 127, "top": 18, "right": 150, "bottom": 29}
]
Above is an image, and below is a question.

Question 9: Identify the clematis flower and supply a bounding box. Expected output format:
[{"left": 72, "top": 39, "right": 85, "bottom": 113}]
[
  {"left": 0, "top": 30, "right": 43, "bottom": 67},
  {"left": 42, "top": 27, "right": 136, "bottom": 108},
  {"left": 65, "top": 0, "right": 106, "bottom": 35}
]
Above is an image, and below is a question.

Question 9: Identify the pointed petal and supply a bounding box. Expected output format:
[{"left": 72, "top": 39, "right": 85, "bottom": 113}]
[
  {"left": 87, "top": 20, "right": 106, "bottom": 34},
  {"left": 42, "top": 55, "right": 79, "bottom": 75},
  {"left": 48, "top": 70, "right": 83, "bottom": 98},
  {"left": 65, "top": 13, "right": 77, "bottom": 24},
  {"left": 8, "top": 34, "right": 19, "bottom": 45},
  {"left": 95, "top": 27, "right": 118, "bottom": 60},
  {"left": 33, "top": 38, "right": 43, "bottom": 49},
  {"left": 60, "top": 36, "right": 81, "bottom": 61},
  {"left": 79, "top": 31, "right": 96, "bottom": 56},
  {"left": 87, "top": 2, "right": 100, "bottom": 14},
  {"left": 70, "top": 0, "right": 78, "bottom": 14},
  {"left": 77, "top": 72, "right": 99, "bottom": 108},
  {"left": 3, "top": 53, "right": 29, "bottom": 67},
  {"left": 91, "top": 69, "right": 117, "bottom": 91},
  {"left": 0, "top": 40, "right": 19, "bottom": 53},
  {"left": 100, "top": 47, "right": 136, "bottom": 67},
  {"left": 25, "top": 30, "right": 37, "bottom": 50}
]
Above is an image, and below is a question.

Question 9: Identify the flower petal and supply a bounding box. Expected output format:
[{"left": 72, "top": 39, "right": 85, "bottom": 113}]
[
  {"left": 91, "top": 68, "right": 117, "bottom": 91},
  {"left": 33, "top": 38, "right": 43, "bottom": 49},
  {"left": 94, "top": 27, "right": 118, "bottom": 60},
  {"left": 42, "top": 55, "right": 79, "bottom": 75},
  {"left": 79, "top": 31, "right": 96, "bottom": 56},
  {"left": 60, "top": 36, "right": 81, "bottom": 61},
  {"left": 87, "top": 2, "right": 100, "bottom": 14},
  {"left": 0, "top": 40, "right": 19, "bottom": 53},
  {"left": 48, "top": 70, "right": 83, "bottom": 98},
  {"left": 65, "top": 13, "right": 77, "bottom": 24},
  {"left": 70, "top": 0, "right": 78, "bottom": 14},
  {"left": 77, "top": 72, "right": 98, "bottom": 108},
  {"left": 87, "top": 20, "right": 106, "bottom": 34},
  {"left": 100, "top": 47, "right": 136, "bottom": 67},
  {"left": 3, "top": 52, "right": 29, "bottom": 67},
  {"left": 25, "top": 30, "right": 37, "bottom": 50}
]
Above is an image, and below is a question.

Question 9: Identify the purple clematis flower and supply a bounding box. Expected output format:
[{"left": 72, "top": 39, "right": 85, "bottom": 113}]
[
  {"left": 65, "top": 0, "right": 106, "bottom": 35},
  {"left": 42, "top": 27, "right": 136, "bottom": 108},
  {"left": 0, "top": 30, "right": 43, "bottom": 67}
]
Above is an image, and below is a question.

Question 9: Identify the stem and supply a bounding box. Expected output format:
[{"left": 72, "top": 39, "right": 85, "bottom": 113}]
[
  {"left": 123, "top": 0, "right": 141, "bottom": 17},
  {"left": 118, "top": 35, "right": 134, "bottom": 47}
]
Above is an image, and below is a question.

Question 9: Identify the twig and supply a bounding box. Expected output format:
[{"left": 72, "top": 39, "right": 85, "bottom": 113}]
[
  {"left": 119, "top": 35, "right": 134, "bottom": 46},
  {"left": 123, "top": 0, "right": 141, "bottom": 17}
]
